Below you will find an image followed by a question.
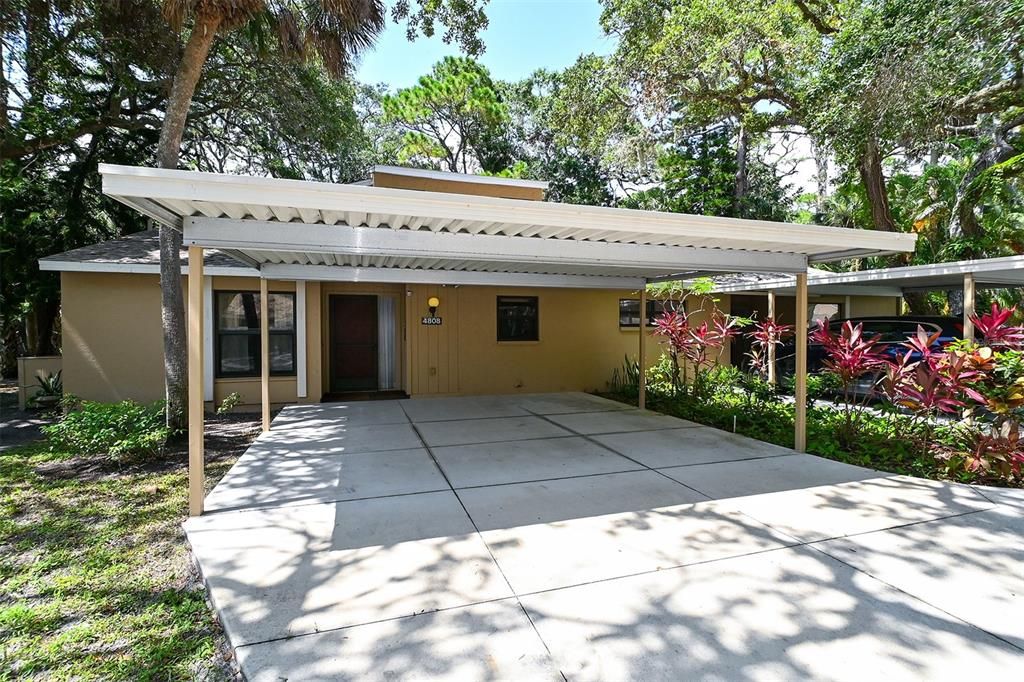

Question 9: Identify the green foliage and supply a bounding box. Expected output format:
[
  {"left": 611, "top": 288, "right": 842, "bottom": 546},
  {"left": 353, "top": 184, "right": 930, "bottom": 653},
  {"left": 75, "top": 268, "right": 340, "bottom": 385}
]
[
  {"left": 0, "top": 438, "right": 248, "bottom": 678},
  {"left": 42, "top": 401, "right": 170, "bottom": 460},
  {"left": 33, "top": 371, "right": 63, "bottom": 398},
  {"left": 609, "top": 355, "right": 641, "bottom": 397},
  {"left": 390, "top": 0, "right": 491, "bottom": 56},
  {"left": 608, "top": 380, "right": 947, "bottom": 482},
  {"left": 216, "top": 392, "right": 244, "bottom": 415},
  {"left": 382, "top": 57, "right": 512, "bottom": 173},
  {"left": 620, "top": 125, "right": 792, "bottom": 220}
]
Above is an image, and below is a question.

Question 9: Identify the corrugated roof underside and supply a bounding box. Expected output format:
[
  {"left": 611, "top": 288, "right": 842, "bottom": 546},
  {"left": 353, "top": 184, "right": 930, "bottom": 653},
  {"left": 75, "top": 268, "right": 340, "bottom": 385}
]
[{"left": 147, "top": 198, "right": 823, "bottom": 255}]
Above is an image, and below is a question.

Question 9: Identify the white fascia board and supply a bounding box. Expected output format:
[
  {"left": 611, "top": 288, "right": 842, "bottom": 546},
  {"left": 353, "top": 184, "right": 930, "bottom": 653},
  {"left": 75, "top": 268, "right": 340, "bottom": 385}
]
[
  {"left": 100, "top": 165, "right": 916, "bottom": 258},
  {"left": 261, "top": 263, "right": 645, "bottom": 290},
  {"left": 184, "top": 217, "right": 809, "bottom": 274},
  {"left": 38, "top": 259, "right": 257, "bottom": 277},
  {"left": 373, "top": 165, "right": 549, "bottom": 190},
  {"left": 732, "top": 285, "right": 904, "bottom": 297}
]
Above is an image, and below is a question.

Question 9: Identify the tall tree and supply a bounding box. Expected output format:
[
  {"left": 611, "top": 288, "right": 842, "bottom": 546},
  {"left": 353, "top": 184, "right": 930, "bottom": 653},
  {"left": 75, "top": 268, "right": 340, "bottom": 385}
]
[
  {"left": 154, "top": 0, "right": 488, "bottom": 428},
  {"left": 600, "top": 0, "right": 821, "bottom": 211},
  {"left": 381, "top": 56, "right": 510, "bottom": 173}
]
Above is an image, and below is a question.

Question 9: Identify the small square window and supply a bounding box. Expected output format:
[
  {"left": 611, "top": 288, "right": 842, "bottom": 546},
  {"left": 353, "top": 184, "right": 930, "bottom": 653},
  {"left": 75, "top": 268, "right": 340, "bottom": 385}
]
[
  {"left": 497, "top": 296, "right": 539, "bottom": 341},
  {"left": 619, "top": 298, "right": 682, "bottom": 327}
]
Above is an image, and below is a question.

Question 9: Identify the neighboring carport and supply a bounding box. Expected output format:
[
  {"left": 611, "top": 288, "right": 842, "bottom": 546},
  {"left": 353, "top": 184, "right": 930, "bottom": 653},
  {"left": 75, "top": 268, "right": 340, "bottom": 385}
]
[
  {"left": 97, "top": 164, "right": 916, "bottom": 516},
  {"left": 714, "top": 254, "right": 1024, "bottom": 340}
]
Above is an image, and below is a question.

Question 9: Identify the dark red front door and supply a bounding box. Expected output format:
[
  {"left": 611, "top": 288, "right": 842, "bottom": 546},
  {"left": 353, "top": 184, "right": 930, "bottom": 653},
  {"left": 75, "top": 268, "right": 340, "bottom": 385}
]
[{"left": 330, "top": 295, "right": 378, "bottom": 392}]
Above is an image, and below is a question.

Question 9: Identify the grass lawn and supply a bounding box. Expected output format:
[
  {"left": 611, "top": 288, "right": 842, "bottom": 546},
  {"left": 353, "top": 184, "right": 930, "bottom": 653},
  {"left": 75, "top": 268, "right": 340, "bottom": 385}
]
[{"left": 0, "top": 416, "right": 260, "bottom": 680}]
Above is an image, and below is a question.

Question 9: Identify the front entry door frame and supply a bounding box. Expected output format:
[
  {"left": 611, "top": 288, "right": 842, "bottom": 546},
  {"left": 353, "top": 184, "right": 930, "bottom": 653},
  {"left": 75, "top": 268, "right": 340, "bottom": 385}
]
[{"left": 329, "top": 294, "right": 379, "bottom": 392}]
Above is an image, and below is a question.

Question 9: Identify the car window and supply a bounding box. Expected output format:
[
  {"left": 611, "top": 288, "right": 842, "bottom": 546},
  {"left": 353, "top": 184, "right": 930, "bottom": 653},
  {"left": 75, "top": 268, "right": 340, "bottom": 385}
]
[
  {"left": 865, "top": 321, "right": 940, "bottom": 342},
  {"left": 823, "top": 320, "right": 942, "bottom": 343}
]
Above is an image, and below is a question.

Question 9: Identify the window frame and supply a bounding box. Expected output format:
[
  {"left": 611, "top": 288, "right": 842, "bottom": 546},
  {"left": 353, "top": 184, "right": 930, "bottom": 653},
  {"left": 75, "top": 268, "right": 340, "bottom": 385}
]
[
  {"left": 618, "top": 298, "right": 681, "bottom": 328},
  {"left": 496, "top": 295, "right": 540, "bottom": 342},
  {"left": 214, "top": 290, "right": 297, "bottom": 379}
]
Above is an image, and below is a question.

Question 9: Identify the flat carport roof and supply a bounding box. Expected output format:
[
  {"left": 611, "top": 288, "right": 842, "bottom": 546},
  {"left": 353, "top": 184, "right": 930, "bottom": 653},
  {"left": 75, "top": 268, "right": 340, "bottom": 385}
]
[
  {"left": 96, "top": 164, "right": 917, "bottom": 516},
  {"left": 713, "top": 255, "right": 1024, "bottom": 337}
]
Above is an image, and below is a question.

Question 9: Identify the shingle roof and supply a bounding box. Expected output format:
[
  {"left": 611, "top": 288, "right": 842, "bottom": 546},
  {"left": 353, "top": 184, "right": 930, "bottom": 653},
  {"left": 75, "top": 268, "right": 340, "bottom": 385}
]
[{"left": 39, "top": 229, "right": 250, "bottom": 272}]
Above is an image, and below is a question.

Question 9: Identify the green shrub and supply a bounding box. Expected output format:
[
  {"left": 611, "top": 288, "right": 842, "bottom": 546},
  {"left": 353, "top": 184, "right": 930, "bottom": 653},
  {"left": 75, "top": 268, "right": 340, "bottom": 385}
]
[
  {"left": 609, "top": 355, "right": 640, "bottom": 398},
  {"left": 216, "top": 391, "right": 243, "bottom": 415},
  {"left": 42, "top": 400, "right": 170, "bottom": 459}
]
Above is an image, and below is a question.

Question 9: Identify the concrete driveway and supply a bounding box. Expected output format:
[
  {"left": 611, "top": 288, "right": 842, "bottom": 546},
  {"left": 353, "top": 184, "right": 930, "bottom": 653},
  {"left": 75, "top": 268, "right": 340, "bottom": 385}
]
[{"left": 184, "top": 393, "right": 1024, "bottom": 680}]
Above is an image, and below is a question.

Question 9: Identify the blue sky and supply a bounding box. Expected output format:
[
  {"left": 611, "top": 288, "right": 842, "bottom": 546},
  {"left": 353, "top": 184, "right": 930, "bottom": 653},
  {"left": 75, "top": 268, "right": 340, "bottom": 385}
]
[{"left": 356, "top": 0, "right": 615, "bottom": 88}]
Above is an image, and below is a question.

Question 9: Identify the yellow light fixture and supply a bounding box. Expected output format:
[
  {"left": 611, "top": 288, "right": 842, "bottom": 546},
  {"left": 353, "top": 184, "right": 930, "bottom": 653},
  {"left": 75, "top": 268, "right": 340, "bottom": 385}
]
[{"left": 427, "top": 296, "right": 440, "bottom": 315}]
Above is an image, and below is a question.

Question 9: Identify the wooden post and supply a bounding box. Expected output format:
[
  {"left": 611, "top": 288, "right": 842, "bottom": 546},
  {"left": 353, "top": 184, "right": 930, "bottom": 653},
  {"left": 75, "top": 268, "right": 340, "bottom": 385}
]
[
  {"left": 963, "top": 273, "right": 976, "bottom": 342},
  {"left": 187, "top": 246, "right": 205, "bottom": 517},
  {"left": 260, "top": 277, "right": 270, "bottom": 432},
  {"left": 794, "top": 273, "right": 809, "bottom": 452},
  {"left": 638, "top": 284, "right": 647, "bottom": 410},
  {"left": 767, "top": 291, "right": 777, "bottom": 385}
]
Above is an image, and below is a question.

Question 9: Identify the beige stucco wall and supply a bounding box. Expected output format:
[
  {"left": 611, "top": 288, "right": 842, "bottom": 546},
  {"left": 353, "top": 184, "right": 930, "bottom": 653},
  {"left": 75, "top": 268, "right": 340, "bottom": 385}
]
[
  {"left": 403, "top": 285, "right": 688, "bottom": 396},
  {"left": 61, "top": 271, "right": 166, "bottom": 404},
  {"left": 61, "top": 272, "right": 314, "bottom": 409},
  {"left": 847, "top": 294, "right": 902, "bottom": 317},
  {"left": 60, "top": 272, "right": 734, "bottom": 405}
]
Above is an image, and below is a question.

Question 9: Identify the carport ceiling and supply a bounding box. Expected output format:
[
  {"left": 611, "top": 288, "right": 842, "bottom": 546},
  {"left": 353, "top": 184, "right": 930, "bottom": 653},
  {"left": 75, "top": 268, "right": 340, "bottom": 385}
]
[{"left": 100, "top": 164, "right": 917, "bottom": 286}]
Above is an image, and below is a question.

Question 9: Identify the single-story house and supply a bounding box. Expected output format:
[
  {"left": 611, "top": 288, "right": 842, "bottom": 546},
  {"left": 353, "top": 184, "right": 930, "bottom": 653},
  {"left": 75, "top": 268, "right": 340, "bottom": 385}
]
[{"left": 39, "top": 164, "right": 916, "bottom": 514}]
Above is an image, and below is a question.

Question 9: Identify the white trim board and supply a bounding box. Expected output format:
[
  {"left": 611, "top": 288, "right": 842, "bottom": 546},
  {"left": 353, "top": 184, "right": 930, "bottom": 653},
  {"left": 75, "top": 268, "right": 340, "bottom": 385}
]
[{"left": 38, "top": 260, "right": 256, "bottom": 277}]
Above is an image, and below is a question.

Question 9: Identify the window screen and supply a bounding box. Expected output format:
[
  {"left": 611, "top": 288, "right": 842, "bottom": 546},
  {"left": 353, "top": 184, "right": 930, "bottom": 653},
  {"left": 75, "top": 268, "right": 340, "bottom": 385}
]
[
  {"left": 497, "top": 296, "right": 539, "bottom": 341},
  {"left": 215, "top": 292, "right": 296, "bottom": 377}
]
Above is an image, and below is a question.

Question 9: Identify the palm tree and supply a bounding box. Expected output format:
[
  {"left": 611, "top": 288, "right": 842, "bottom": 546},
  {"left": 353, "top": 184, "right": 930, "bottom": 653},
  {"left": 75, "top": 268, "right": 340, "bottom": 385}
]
[{"left": 156, "top": 0, "right": 385, "bottom": 428}]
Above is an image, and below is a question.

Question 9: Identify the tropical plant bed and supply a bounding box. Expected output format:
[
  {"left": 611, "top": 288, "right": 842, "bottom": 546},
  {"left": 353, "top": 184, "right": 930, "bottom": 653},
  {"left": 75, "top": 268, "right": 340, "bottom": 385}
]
[
  {"left": 601, "top": 388, "right": 974, "bottom": 483},
  {"left": 0, "top": 414, "right": 260, "bottom": 680}
]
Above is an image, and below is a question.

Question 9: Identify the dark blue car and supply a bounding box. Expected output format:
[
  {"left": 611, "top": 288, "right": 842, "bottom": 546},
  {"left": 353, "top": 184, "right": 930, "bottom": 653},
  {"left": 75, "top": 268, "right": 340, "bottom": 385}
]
[{"left": 778, "top": 316, "right": 965, "bottom": 384}]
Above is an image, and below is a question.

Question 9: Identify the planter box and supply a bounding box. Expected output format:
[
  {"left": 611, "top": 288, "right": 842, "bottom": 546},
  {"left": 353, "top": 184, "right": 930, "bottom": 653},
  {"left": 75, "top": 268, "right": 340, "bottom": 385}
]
[{"left": 17, "top": 356, "right": 62, "bottom": 410}]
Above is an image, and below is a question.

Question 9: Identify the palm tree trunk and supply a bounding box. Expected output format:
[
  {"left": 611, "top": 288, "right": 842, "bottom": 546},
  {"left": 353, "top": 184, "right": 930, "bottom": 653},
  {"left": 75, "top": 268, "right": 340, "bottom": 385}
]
[{"left": 157, "top": 14, "right": 222, "bottom": 430}]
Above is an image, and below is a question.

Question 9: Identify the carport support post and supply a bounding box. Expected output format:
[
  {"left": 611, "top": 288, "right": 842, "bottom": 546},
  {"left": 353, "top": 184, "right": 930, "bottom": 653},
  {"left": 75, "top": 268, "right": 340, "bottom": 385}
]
[
  {"left": 187, "top": 245, "right": 205, "bottom": 517},
  {"left": 794, "top": 273, "right": 808, "bottom": 452},
  {"left": 767, "top": 291, "right": 777, "bottom": 385},
  {"left": 260, "top": 277, "right": 270, "bottom": 432},
  {"left": 638, "top": 283, "right": 647, "bottom": 410},
  {"left": 963, "top": 273, "right": 976, "bottom": 341}
]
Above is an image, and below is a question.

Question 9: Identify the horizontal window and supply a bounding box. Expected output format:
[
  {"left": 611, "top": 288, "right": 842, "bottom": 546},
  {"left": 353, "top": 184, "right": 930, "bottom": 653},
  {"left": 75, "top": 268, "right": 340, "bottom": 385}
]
[
  {"left": 497, "top": 296, "right": 539, "bottom": 341},
  {"left": 215, "top": 291, "right": 296, "bottom": 378},
  {"left": 619, "top": 299, "right": 681, "bottom": 327}
]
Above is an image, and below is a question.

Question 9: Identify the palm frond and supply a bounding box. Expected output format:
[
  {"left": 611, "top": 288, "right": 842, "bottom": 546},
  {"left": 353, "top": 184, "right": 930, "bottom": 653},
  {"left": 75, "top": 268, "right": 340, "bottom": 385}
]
[{"left": 298, "top": 0, "right": 385, "bottom": 76}]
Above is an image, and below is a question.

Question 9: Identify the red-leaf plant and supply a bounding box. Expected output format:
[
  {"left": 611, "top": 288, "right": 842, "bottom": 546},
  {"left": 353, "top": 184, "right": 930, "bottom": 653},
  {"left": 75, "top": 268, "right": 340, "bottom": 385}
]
[
  {"left": 971, "top": 303, "right": 1024, "bottom": 349},
  {"left": 880, "top": 325, "right": 985, "bottom": 455},
  {"left": 746, "top": 316, "right": 793, "bottom": 381},
  {"left": 811, "top": 320, "right": 889, "bottom": 447},
  {"left": 653, "top": 308, "right": 742, "bottom": 399},
  {"left": 936, "top": 421, "right": 1024, "bottom": 483}
]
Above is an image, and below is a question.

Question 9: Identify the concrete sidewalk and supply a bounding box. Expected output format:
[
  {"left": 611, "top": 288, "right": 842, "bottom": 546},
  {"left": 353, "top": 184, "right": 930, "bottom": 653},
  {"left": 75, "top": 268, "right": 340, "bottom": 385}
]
[{"left": 185, "top": 393, "right": 1024, "bottom": 680}]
